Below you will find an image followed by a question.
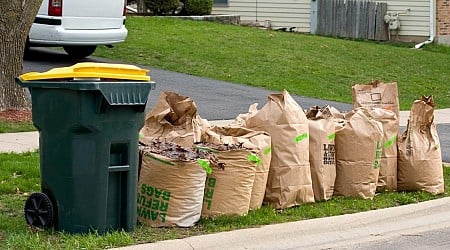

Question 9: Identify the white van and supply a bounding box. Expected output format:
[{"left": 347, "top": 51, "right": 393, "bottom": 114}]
[{"left": 28, "top": 0, "right": 128, "bottom": 58}]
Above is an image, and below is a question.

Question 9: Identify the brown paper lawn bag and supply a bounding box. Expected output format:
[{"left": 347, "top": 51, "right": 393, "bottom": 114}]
[
  {"left": 306, "top": 106, "right": 337, "bottom": 201},
  {"left": 334, "top": 108, "right": 383, "bottom": 199},
  {"left": 352, "top": 80, "right": 400, "bottom": 192},
  {"left": 398, "top": 96, "right": 444, "bottom": 195},
  {"left": 199, "top": 126, "right": 272, "bottom": 212},
  {"left": 352, "top": 80, "right": 400, "bottom": 118},
  {"left": 241, "top": 90, "right": 315, "bottom": 209},
  {"left": 140, "top": 91, "right": 208, "bottom": 147},
  {"left": 368, "top": 108, "right": 399, "bottom": 192},
  {"left": 137, "top": 141, "right": 215, "bottom": 227}
]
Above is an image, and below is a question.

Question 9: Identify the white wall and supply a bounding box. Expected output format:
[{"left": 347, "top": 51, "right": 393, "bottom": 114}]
[
  {"left": 384, "top": 0, "right": 430, "bottom": 37},
  {"left": 212, "top": 0, "right": 431, "bottom": 37},
  {"left": 212, "top": 0, "right": 311, "bottom": 32}
]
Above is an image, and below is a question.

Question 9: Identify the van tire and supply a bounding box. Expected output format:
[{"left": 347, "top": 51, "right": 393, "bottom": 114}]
[
  {"left": 63, "top": 45, "right": 97, "bottom": 59},
  {"left": 23, "top": 38, "right": 31, "bottom": 59}
]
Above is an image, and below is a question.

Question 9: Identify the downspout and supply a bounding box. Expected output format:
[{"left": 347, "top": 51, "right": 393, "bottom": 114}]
[{"left": 415, "top": 0, "right": 436, "bottom": 48}]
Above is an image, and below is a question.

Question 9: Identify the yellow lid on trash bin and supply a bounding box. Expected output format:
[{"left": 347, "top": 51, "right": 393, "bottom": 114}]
[{"left": 20, "top": 62, "right": 151, "bottom": 81}]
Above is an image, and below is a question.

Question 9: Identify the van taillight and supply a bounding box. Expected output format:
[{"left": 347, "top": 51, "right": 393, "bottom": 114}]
[{"left": 49, "top": 0, "right": 62, "bottom": 16}]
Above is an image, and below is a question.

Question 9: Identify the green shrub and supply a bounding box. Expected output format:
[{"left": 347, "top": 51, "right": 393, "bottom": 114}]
[
  {"left": 144, "top": 0, "right": 180, "bottom": 16},
  {"left": 182, "top": 0, "right": 212, "bottom": 16}
]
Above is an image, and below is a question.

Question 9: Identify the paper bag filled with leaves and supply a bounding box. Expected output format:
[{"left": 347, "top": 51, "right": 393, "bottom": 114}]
[
  {"left": 197, "top": 143, "right": 257, "bottom": 217},
  {"left": 352, "top": 80, "right": 400, "bottom": 118},
  {"left": 352, "top": 80, "right": 400, "bottom": 192},
  {"left": 334, "top": 108, "right": 383, "bottom": 199},
  {"left": 398, "top": 96, "right": 444, "bottom": 195},
  {"left": 199, "top": 126, "right": 271, "bottom": 212},
  {"left": 239, "top": 90, "right": 314, "bottom": 209},
  {"left": 137, "top": 140, "right": 219, "bottom": 227},
  {"left": 140, "top": 91, "right": 209, "bottom": 147},
  {"left": 368, "top": 108, "right": 399, "bottom": 192},
  {"left": 306, "top": 106, "right": 337, "bottom": 201}
]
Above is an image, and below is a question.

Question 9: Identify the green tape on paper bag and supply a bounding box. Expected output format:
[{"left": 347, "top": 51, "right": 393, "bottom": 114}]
[
  {"left": 328, "top": 132, "right": 336, "bottom": 141},
  {"left": 139, "top": 132, "right": 144, "bottom": 140},
  {"left": 264, "top": 147, "right": 272, "bottom": 155},
  {"left": 384, "top": 135, "right": 397, "bottom": 149},
  {"left": 294, "top": 133, "right": 308, "bottom": 143},
  {"left": 373, "top": 142, "right": 382, "bottom": 169},
  {"left": 247, "top": 154, "right": 262, "bottom": 165},
  {"left": 198, "top": 159, "right": 212, "bottom": 174}
]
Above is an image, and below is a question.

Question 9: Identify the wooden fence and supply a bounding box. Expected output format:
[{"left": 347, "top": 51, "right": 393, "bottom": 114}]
[{"left": 316, "top": 0, "right": 388, "bottom": 41}]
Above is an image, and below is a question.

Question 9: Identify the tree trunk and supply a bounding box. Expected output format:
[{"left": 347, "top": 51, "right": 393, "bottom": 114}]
[{"left": 0, "top": 0, "right": 43, "bottom": 111}]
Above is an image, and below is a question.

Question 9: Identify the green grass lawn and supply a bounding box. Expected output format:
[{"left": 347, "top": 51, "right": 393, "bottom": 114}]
[
  {"left": 1, "top": 151, "right": 449, "bottom": 249},
  {"left": 0, "top": 121, "right": 35, "bottom": 134},
  {"left": 94, "top": 17, "right": 450, "bottom": 110}
]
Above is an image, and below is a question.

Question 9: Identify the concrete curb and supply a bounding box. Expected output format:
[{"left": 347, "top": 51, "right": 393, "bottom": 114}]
[{"left": 116, "top": 197, "right": 450, "bottom": 250}]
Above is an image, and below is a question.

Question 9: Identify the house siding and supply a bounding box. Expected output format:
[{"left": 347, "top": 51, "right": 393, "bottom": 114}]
[
  {"left": 212, "top": 0, "right": 312, "bottom": 32},
  {"left": 213, "top": 0, "right": 432, "bottom": 38},
  {"left": 384, "top": 0, "right": 430, "bottom": 37}
]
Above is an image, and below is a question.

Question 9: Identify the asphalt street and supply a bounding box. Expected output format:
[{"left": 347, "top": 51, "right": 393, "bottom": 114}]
[
  {"left": 347, "top": 227, "right": 450, "bottom": 250},
  {"left": 23, "top": 47, "right": 450, "bottom": 162}
]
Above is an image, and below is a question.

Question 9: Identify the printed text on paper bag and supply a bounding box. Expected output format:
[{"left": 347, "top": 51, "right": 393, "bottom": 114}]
[
  {"left": 203, "top": 177, "right": 216, "bottom": 210},
  {"left": 137, "top": 184, "right": 170, "bottom": 222}
]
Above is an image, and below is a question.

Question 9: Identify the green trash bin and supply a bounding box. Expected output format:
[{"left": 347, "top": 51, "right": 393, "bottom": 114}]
[{"left": 17, "top": 63, "right": 155, "bottom": 234}]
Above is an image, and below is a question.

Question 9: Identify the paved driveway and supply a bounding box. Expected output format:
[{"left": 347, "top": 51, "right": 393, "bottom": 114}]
[
  {"left": 22, "top": 48, "right": 352, "bottom": 120},
  {"left": 23, "top": 47, "right": 449, "bottom": 162}
]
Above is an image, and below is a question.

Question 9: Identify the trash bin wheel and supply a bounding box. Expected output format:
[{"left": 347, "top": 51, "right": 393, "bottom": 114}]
[{"left": 24, "top": 192, "right": 54, "bottom": 228}]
